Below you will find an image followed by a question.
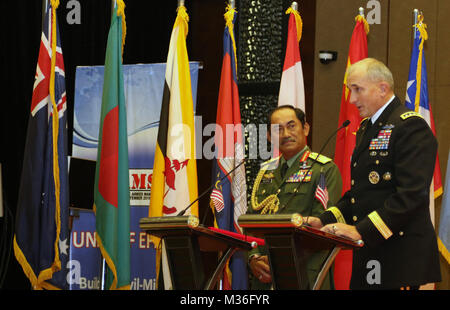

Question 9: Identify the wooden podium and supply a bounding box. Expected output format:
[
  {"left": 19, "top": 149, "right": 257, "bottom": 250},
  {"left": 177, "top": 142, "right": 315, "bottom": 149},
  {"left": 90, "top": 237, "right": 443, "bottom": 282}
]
[
  {"left": 238, "top": 213, "right": 364, "bottom": 290},
  {"left": 139, "top": 215, "right": 257, "bottom": 290}
]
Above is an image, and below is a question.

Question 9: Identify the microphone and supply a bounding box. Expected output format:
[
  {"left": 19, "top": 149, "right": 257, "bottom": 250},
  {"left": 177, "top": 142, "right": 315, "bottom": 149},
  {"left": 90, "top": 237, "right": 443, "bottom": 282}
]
[
  {"left": 316, "top": 120, "right": 350, "bottom": 158},
  {"left": 177, "top": 158, "right": 246, "bottom": 216},
  {"left": 277, "top": 120, "right": 350, "bottom": 214}
]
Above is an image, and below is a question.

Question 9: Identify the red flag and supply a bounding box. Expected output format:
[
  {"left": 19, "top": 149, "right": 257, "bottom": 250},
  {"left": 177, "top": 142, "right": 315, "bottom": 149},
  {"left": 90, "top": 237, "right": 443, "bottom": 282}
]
[{"left": 333, "top": 14, "right": 369, "bottom": 290}]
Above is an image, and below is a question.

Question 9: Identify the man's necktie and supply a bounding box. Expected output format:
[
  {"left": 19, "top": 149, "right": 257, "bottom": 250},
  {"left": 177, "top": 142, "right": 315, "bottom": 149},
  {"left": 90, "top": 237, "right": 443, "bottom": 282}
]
[{"left": 280, "top": 162, "right": 288, "bottom": 179}]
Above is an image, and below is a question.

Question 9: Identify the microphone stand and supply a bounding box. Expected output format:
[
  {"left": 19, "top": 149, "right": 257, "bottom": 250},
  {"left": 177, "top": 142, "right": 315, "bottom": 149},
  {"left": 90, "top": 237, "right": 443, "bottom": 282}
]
[{"left": 177, "top": 158, "right": 246, "bottom": 217}]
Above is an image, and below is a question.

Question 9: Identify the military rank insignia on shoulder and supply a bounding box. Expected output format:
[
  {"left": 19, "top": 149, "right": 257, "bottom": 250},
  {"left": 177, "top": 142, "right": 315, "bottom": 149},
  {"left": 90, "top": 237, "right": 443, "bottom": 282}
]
[
  {"left": 309, "top": 152, "right": 332, "bottom": 165},
  {"left": 260, "top": 156, "right": 280, "bottom": 170},
  {"left": 400, "top": 111, "right": 423, "bottom": 120}
]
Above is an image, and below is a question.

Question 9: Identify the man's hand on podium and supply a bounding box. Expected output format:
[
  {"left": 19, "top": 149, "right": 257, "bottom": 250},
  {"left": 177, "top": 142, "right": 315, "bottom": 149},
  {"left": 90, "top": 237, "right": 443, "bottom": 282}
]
[
  {"left": 305, "top": 216, "right": 323, "bottom": 228},
  {"left": 249, "top": 255, "right": 272, "bottom": 284},
  {"left": 306, "top": 217, "right": 363, "bottom": 241},
  {"left": 321, "top": 223, "right": 362, "bottom": 241}
]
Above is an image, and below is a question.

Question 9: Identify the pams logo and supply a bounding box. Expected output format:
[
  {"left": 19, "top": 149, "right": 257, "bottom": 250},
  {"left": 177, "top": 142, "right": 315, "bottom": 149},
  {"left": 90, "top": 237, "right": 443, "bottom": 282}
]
[{"left": 130, "top": 170, "right": 152, "bottom": 190}]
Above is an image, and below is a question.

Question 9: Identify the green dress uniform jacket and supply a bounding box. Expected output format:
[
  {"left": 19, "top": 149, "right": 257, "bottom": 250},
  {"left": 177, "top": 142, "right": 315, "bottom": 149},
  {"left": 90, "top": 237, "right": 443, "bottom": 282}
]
[
  {"left": 248, "top": 147, "right": 342, "bottom": 289},
  {"left": 320, "top": 97, "right": 441, "bottom": 289}
]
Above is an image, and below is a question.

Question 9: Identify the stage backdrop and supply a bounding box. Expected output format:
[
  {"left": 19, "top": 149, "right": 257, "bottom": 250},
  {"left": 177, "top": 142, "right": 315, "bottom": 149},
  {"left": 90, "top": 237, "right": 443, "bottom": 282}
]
[{"left": 68, "top": 62, "right": 200, "bottom": 290}]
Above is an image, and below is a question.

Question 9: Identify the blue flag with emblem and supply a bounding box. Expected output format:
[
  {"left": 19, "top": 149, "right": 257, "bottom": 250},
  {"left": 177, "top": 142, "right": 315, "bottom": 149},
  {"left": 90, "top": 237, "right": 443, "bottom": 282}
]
[
  {"left": 438, "top": 152, "right": 450, "bottom": 265},
  {"left": 405, "top": 13, "right": 442, "bottom": 200},
  {"left": 13, "top": 0, "right": 69, "bottom": 290}
]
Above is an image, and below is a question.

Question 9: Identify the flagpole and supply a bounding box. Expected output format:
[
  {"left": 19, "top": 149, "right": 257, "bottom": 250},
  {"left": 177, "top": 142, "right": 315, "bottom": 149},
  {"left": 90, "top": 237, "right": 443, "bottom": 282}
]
[
  {"left": 42, "top": 0, "right": 46, "bottom": 29},
  {"left": 413, "top": 8, "right": 419, "bottom": 39}
]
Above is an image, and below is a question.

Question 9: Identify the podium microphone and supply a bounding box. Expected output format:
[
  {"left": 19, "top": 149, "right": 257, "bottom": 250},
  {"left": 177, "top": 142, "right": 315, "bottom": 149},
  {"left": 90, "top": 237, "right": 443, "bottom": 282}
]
[
  {"left": 277, "top": 120, "right": 351, "bottom": 214},
  {"left": 177, "top": 158, "right": 246, "bottom": 216},
  {"left": 316, "top": 119, "right": 350, "bottom": 158}
]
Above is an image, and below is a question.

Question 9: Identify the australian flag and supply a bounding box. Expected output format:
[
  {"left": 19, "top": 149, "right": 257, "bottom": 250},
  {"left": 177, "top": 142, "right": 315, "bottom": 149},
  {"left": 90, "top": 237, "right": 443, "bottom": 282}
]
[{"left": 14, "top": 1, "right": 69, "bottom": 290}]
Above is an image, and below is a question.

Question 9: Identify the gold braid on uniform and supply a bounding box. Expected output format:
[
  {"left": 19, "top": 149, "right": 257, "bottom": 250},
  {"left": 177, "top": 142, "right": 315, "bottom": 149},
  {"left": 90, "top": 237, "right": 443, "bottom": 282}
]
[{"left": 251, "top": 167, "right": 280, "bottom": 214}]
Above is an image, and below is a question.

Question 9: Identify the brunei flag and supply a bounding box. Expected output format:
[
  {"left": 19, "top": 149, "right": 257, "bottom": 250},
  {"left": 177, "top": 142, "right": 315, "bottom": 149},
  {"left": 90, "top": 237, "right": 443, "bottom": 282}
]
[
  {"left": 209, "top": 5, "right": 248, "bottom": 290},
  {"left": 14, "top": 0, "right": 69, "bottom": 290},
  {"left": 333, "top": 12, "right": 369, "bottom": 290},
  {"left": 278, "top": 4, "right": 305, "bottom": 111},
  {"left": 93, "top": 0, "right": 130, "bottom": 290},
  {"left": 148, "top": 5, "right": 198, "bottom": 288}
]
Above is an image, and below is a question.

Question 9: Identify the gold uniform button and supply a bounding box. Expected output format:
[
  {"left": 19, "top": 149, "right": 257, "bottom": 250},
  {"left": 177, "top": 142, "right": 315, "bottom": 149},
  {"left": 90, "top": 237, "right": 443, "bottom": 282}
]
[
  {"left": 353, "top": 216, "right": 358, "bottom": 222},
  {"left": 375, "top": 160, "right": 380, "bottom": 165},
  {"left": 353, "top": 162, "right": 357, "bottom": 168},
  {"left": 399, "top": 231, "right": 404, "bottom": 236},
  {"left": 261, "top": 189, "right": 266, "bottom": 194},
  {"left": 351, "top": 179, "right": 355, "bottom": 186},
  {"left": 351, "top": 198, "right": 356, "bottom": 204},
  {"left": 276, "top": 189, "right": 281, "bottom": 194}
]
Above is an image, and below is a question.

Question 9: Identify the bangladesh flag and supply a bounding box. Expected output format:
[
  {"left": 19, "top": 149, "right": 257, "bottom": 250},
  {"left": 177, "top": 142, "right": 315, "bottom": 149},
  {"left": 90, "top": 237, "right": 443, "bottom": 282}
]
[{"left": 93, "top": 0, "right": 130, "bottom": 290}]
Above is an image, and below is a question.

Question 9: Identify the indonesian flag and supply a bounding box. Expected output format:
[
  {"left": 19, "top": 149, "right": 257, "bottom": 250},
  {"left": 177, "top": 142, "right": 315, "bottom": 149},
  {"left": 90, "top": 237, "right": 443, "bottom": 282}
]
[
  {"left": 278, "top": 6, "right": 305, "bottom": 111},
  {"left": 333, "top": 14, "right": 369, "bottom": 290}
]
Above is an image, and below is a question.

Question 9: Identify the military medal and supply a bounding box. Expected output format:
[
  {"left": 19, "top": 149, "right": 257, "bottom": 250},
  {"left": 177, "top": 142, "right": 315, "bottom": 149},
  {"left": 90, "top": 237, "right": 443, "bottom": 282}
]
[
  {"left": 369, "top": 128, "right": 392, "bottom": 150},
  {"left": 369, "top": 171, "right": 380, "bottom": 184},
  {"left": 383, "top": 172, "right": 392, "bottom": 181},
  {"left": 287, "top": 170, "right": 312, "bottom": 183}
]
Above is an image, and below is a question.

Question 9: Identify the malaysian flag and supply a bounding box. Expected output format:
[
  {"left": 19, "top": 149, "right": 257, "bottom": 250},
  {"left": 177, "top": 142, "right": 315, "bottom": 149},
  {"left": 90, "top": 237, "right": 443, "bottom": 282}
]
[
  {"left": 315, "top": 171, "right": 329, "bottom": 209},
  {"left": 14, "top": 0, "right": 69, "bottom": 290}
]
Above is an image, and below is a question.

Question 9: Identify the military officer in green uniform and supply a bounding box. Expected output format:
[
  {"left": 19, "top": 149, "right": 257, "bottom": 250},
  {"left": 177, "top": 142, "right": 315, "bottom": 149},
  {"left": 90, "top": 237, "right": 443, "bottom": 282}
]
[{"left": 247, "top": 105, "right": 342, "bottom": 290}]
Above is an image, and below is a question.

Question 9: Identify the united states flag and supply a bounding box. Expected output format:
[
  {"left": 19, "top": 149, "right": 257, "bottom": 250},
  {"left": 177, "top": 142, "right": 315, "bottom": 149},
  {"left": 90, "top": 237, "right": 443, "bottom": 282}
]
[
  {"left": 210, "top": 188, "right": 225, "bottom": 213},
  {"left": 315, "top": 172, "right": 329, "bottom": 209}
]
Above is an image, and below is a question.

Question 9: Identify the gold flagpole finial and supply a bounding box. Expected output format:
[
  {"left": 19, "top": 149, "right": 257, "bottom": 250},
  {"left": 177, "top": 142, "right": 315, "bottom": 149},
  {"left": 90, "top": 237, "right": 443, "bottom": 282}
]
[{"left": 291, "top": 1, "right": 298, "bottom": 11}]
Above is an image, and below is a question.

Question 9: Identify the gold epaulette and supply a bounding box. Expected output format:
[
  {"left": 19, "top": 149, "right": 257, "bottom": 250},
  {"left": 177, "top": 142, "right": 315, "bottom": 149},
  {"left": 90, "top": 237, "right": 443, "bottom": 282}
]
[
  {"left": 400, "top": 111, "right": 423, "bottom": 120},
  {"left": 309, "top": 152, "right": 332, "bottom": 164},
  {"left": 260, "top": 156, "right": 281, "bottom": 169}
]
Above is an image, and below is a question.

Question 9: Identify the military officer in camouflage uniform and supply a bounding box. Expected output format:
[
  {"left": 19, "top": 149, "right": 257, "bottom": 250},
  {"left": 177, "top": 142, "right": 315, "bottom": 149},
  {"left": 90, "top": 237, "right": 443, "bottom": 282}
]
[
  {"left": 247, "top": 105, "right": 342, "bottom": 290},
  {"left": 308, "top": 58, "right": 441, "bottom": 289}
]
